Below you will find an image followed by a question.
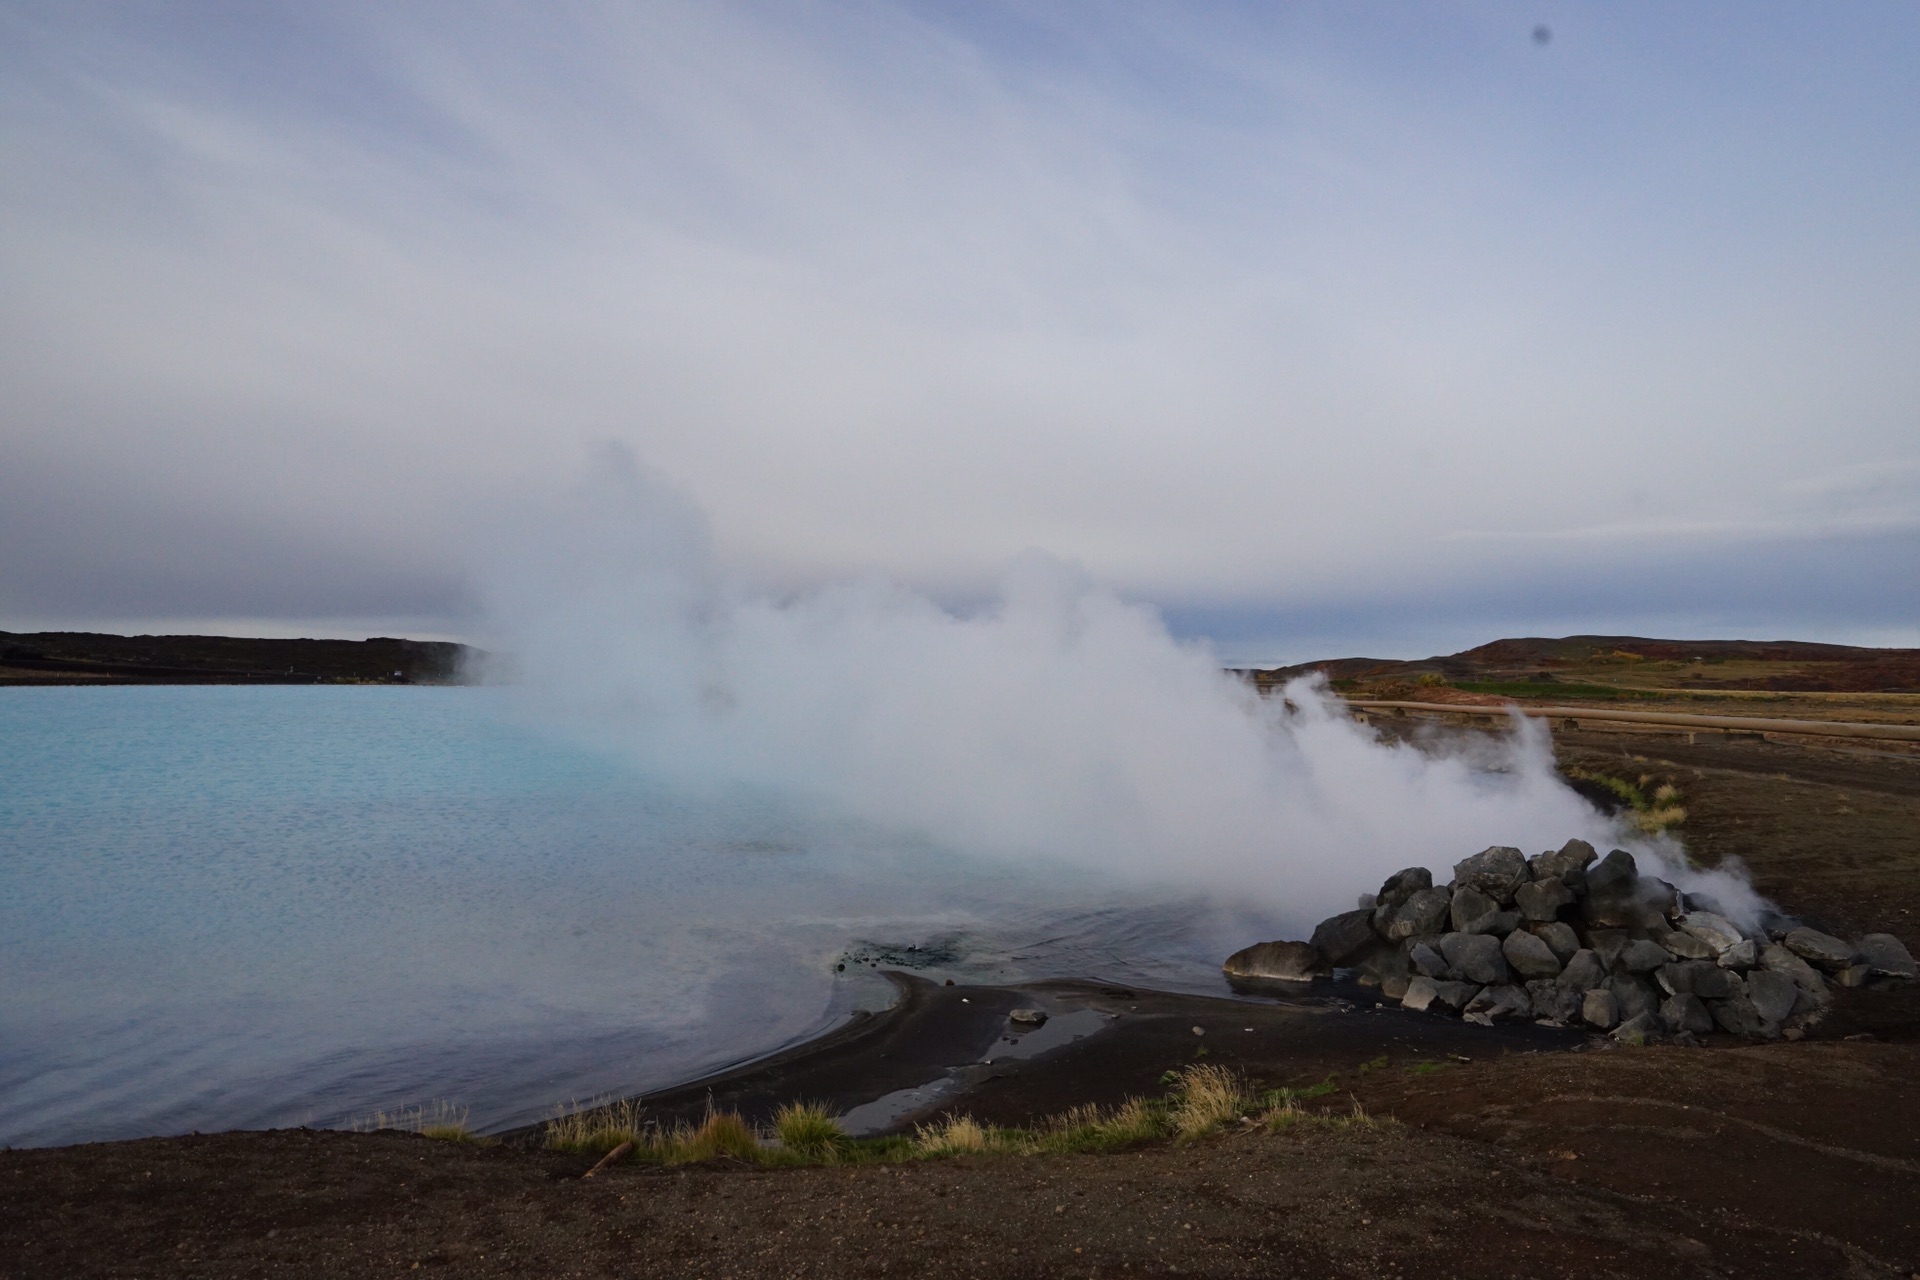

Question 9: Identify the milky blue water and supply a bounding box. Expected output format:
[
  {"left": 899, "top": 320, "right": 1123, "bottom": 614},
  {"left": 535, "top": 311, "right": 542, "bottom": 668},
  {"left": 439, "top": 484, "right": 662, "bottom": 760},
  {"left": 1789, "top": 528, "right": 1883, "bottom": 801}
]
[{"left": 0, "top": 687, "right": 1278, "bottom": 1147}]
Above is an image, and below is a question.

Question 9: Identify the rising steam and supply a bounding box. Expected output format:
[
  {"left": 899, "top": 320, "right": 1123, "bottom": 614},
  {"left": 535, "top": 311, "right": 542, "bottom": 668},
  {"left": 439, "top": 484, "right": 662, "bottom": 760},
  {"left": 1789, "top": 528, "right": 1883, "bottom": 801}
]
[{"left": 473, "top": 452, "right": 1759, "bottom": 926}]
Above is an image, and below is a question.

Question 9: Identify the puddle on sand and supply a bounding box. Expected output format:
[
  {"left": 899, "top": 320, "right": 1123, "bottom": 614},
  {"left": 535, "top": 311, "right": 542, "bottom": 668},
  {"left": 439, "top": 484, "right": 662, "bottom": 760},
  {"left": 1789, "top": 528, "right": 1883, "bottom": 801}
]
[
  {"left": 979, "top": 1007, "right": 1109, "bottom": 1064},
  {"left": 837, "top": 1006, "right": 1113, "bottom": 1136}
]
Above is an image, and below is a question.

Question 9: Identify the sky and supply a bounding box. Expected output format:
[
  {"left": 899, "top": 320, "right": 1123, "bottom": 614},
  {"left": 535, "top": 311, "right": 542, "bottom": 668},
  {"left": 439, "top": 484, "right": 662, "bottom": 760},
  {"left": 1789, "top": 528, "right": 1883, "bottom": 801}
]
[{"left": 2, "top": 2, "right": 1916, "bottom": 664}]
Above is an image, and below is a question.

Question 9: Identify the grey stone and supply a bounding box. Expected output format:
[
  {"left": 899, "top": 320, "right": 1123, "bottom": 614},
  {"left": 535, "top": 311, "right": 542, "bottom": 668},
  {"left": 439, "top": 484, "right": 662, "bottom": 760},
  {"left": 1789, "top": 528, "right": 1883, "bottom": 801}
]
[
  {"left": 1463, "top": 984, "right": 1533, "bottom": 1022},
  {"left": 1380, "top": 974, "right": 1411, "bottom": 1000},
  {"left": 1557, "top": 949, "right": 1607, "bottom": 992},
  {"left": 1659, "top": 931, "right": 1716, "bottom": 961},
  {"left": 1660, "top": 993, "right": 1714, "bottom": 1035},
  {"left": 1008, "top": 1008, "right": 1049, "bottom": 1026},
  {"left": 1833, "top": 964, "right": 1878, "bottom": 989},
  {"left": 1406, "top": 941, "right": 1449, "bottom": 979},
  {"left": 1611, "top": 1012, "right": 1659, "bottom": 1045},
  {"left": 1654, "top": 962, "right": 1701, "bottom": 996},
  {"left": 1438, "top": 932, "right": 1511, "bottom": 985},
  {"left": 1746, "top": 969, "right": 1799, "bottom": 1024},
  {"left": 1502, "top": 930, "right": 1564, "bottom": 980},
  {"left": 1854, "top": 933, "right": 1917, "bottom": 981},
  {"left": 1609, "top": 975, "right": 1661, "bottom": 1023},
  {"left": 1588, "top": 929, "right": 1633, "bottom": 971},
  {"left": 1636, "top": 877, "right": 1681, "bottom": 926},
  {"left": 1452, "top": 846, "right": 1529, "bottom": 905},
  {"left": 1531, "top": 922, "right": 1581, "bottom": 963},
  {"left": 1515, "top": 878, "right": 1574, "bottom": 922},
  {"left": 1350, "top": 939, "right": 1410, "bottom": 986},
  {"left": 1677, "top": 911, "right": 1744, "bottom": 955},
  {"left": 1529, "top": 839, "right": 1597, "bottom": 889},
  {"left": 1710, "top": 992, "right": 1777, "bottom": 1040},
  {"left": 1401, "top": 977, "right": 1480, "bottom": 1014},
  {"left": 1223, "top": 940, "right": 1328, "bottom": 984},
  {"left": 1717, "top": 938, "right": 1758, "bottom": 971},
  {"left": 1581, "top": 988, "right": 1619, "bottom": 1030},
  {"left": 1309, "top": 910, "right": 1379, "bottom": 965},
  {"left": 1690, "top": 965, "right": 1743, "bottom": 1000},
  {"left": 1618, "top": 939, "right": 1673, "bottom": 974},
  {"left": 1450, "top": 886, "right": 1503, "bottom": 934},
  {"left": 1373, "top": 866, "right": 1433, "bottom": 912},
  {"left": 1581, "top": 849, "right": 1641, "bottom": 927},
  {"left": 1760, "top": 943, "right": 1829, "bottom": 1002},
  {"left": 1784, "top": 927, "right": 1857, "bottom": 972},
  {"left": 1377, "top": 887, "right": 1452, "bottom": 940},
  {"left": 1526, "top": 979, "right": 1581, "bottom": 1023}
]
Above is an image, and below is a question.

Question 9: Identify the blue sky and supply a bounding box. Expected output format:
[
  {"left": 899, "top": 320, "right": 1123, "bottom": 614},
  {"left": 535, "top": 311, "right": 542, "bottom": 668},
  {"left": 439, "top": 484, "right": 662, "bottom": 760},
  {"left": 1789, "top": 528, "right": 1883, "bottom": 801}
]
[{"left": 2, "top": 2, "right": 1916, "bottom": 661}]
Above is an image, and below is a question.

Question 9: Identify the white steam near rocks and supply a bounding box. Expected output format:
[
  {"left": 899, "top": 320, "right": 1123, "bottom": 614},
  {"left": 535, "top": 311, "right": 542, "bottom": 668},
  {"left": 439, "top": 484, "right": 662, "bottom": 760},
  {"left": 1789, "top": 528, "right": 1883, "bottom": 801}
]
[{"left": 474, "top": 453, "right": 1761, "bottom": 929}]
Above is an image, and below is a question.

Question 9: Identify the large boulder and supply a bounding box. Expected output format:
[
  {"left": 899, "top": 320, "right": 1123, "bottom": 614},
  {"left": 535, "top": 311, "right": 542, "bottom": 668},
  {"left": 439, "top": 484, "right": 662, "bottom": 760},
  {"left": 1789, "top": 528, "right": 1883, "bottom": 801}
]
[
  {"left": 1617, "top": 939, "right": 1674, "bottom": 975},
  {"left": 1746, "top": 968, "right": 1800, "bottom": 1024},
  {"left": 1531, "top": 922, "right": 1581, "bottom": 963},
  {"left": 1659, "top": 930, "right": 1716, "bottom": 961},
  {"left": 1501, "top": 930, "right": 1564, "bottom": 980},
  {"left": 1609, "top": 975, "right": 1661, "bottom": 1024},
  {"left": 1557, "top": 949, "right": 1607, "bottom": 992},
  {"left": 1581, "top": 988, "right": 1619, "bottom": 1030},
  {"left": 1309, "top": 909, "right": 1379, "bottom": 966},
  {"left": 1581, "top": 849, "right": 1641, "bottom": 927},
  {"left": 1407, "top": 939, "right": 1449, "bottom": 979},
  {"left": 1760, "top": 943, "right": 1829, "bottom": 1002},
  {"left": 1529, "top": 839, "right": 1597, "bottom": 890},
  {"left": 1453, "top": 846, "right": 1529, "bottom": 904},
  {"left": 1711, "top": 991, "right": 1776, "bottom": 1040},
  {"left": 1463, "top": 984, "right": 1533, "bottom": 1023},
  {"left": 1515, "top": 878, "right": 1574, "bottom": 922},
  {"left": 1449, "top": 887, "right": 1505, "bottom": 935},
  {"left": 1637, "top": 878, "right": 1681, "bottom": 926},
  {"left": 1677, "top": 912, "right": 1744, "bottom": 955},
  {"left": 1784, "top": 927, "right": 1857, "bottom": 972},
  {"left": 1854, "top": 934, "right": 1917, "bottom": 982},
  {"left": 1527, "top": 979, "right": 1581, "bottom": 1023},
  {"left": 1660, "top": 993, "right": 1714, "bottom": 1035},
  {"left": 1372, "top": 867, "right": 1433, "bottom": 913},
  {"left": 1223, "top": 940, "right": 1328, "bottom": 984},
  {"left": 1402, "top": 977, "right": 1480, "bottom": 1014},
  {"left": 1439, "top": 932, "right": 1512, "bottom": 985},
  {"left": 1587, "top": 930, "right": 1633, "bottom": 971},
  {"left": 1717, "top": 938, "right": 1758, "bottom": 970},
  {"left": 1376, "top": 887, "right": 1452, "bottom": 940}
]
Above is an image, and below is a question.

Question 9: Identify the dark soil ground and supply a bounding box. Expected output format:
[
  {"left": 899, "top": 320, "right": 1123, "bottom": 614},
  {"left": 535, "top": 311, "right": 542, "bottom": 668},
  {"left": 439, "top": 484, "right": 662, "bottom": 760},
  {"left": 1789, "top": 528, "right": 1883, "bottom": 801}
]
[{"left": 6, "top": 728, "right": 1919, "bottom": 1279}]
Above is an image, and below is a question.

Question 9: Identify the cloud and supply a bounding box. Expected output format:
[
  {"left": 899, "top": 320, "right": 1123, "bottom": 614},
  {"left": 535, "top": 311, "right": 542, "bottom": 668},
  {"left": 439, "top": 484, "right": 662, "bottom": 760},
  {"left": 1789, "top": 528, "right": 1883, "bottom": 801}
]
[{"left": 1, "top": 3, "right": 1917, "bottom": 642}]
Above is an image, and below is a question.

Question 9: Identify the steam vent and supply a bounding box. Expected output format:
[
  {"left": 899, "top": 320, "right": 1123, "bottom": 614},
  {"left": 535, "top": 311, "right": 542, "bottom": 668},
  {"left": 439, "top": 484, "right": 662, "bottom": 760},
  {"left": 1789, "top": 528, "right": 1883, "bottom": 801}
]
[{"left": 1225, "top": 841, "right": 1916, "bottom": 1044}]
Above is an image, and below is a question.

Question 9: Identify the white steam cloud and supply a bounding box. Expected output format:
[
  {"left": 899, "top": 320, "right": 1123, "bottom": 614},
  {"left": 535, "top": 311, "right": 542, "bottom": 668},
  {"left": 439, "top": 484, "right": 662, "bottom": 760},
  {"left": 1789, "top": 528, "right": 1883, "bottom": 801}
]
[{"left": 475, "top": 451, "right": 1760, "bottom": 928}]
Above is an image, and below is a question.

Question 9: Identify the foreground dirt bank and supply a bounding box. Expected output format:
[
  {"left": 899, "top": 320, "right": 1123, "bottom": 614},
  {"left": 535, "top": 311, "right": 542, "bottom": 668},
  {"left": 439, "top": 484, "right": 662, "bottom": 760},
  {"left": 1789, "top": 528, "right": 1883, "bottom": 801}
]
[{"left": 7, "top": 1036, "right": 1917, "bottom": 1279}]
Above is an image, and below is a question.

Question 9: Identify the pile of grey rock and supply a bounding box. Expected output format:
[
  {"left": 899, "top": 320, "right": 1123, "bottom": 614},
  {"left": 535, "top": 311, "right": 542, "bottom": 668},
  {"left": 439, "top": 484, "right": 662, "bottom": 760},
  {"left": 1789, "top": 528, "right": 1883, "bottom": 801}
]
[{"left": 1223, "top": 841, "right": 1916, "bottom": 1045}]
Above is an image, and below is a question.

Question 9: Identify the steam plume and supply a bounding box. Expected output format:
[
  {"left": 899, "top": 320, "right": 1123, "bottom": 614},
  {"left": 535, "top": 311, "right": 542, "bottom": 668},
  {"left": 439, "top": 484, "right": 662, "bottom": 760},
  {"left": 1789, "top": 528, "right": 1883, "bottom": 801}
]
[{"left": 474, "top": 452, "right": 1760, "bottom": 928}]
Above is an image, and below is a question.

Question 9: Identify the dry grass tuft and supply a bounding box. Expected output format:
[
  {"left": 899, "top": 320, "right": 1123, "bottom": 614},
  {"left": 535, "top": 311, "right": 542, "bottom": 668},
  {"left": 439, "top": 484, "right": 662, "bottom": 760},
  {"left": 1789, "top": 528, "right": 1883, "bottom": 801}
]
[
  {"left": 773, "top": 1102, "right": 845, "bottom": 1158},
  {"left": 354, "top": 1101, "right": 483, "bottom": 1144},
  {"left": 1171, "top": 1064, "right": 1252, "bottom": 1139},
  {"left": 914, "top": 1114, "right": 993, "bottom": 1156},
  {"left": 544, "top": 1098, "right": 646, "bottom": 1157}
]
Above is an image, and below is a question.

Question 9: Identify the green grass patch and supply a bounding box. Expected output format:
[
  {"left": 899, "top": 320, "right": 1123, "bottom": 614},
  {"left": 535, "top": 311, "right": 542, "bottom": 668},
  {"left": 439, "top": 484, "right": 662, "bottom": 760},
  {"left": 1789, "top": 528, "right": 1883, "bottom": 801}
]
[{"left": 1451, "top": 681, "right": 1654, "bottom": 700}]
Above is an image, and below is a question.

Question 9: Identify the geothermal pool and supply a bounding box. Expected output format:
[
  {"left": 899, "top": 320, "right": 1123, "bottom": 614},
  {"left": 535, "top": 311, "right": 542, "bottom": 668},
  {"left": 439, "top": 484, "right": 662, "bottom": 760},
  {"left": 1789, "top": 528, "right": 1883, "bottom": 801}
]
[{"left": 0, "top": 686, "right": 1288, "bottom": 1148}]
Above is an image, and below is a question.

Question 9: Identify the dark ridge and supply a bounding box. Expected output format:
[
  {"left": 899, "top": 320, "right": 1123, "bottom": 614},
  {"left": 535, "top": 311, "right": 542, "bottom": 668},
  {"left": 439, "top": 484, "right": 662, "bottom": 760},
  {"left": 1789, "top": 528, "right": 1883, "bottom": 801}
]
[
  {"left": 1234, "top": 635, "right": 1920, "bottom": 695},
  {"left": 0, "top": 631, "right": 474, "bottom": 686}
]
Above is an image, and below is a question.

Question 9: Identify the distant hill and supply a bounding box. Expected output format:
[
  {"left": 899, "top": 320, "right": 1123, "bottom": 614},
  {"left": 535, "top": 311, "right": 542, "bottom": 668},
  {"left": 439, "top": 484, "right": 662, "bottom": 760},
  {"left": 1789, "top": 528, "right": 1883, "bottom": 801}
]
[
  {"left": 1239, "top": 635, "right": 1920, "bottom": 697},
  {"left": 0, "top": 631, "right": 471, "bottom": 686}
]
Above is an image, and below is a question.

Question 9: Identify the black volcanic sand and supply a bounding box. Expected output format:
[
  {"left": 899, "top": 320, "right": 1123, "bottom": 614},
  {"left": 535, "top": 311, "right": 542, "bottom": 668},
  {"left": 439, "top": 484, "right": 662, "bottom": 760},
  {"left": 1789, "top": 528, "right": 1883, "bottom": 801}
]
[
  {"left": 9, "top": 727, "right": 1920, "bottom": 1278},
  {"left": 549, "top": 973, "right": 1585, "bottom": 1144}
]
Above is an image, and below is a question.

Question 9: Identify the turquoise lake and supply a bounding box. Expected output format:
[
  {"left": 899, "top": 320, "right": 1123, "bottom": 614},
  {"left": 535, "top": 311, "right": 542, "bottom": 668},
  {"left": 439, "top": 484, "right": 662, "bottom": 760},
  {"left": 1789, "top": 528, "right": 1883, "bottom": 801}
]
[{"left": 0, "top": 686, "right": 1273, "bottom": 1147}]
